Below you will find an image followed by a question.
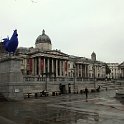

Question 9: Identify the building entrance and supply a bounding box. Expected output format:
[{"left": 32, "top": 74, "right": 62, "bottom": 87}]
[{"left": 59, "top": 84, "right": 66, "bottom": 94}]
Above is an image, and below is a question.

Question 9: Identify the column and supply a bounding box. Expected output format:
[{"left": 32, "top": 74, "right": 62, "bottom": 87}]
[
  {"left": 44, "top": 58, "right": 46, "bottom": 74},
  {"left": 64, "top": 60, "right": 68, "bottom": 76},
  {"left": 34, "top": 58, "right": 37, "bottom": 75},
  {"left": 84, "top": 65, "right": 87, "bottom": 78},
  {"left": 66, "top": 61, "right": 68, "bottom": 77},
  {"left": 80, "top": 64, "right": 83, "bottom": 77},
  {"left": 52, "top": 58, "right": 54, "bottom": 73},
  {"left": 77, "top": 64, "right": 79, "bottom": 77},
  {"left": 56, "top": 59, "right": 58, "bottom": 77},
  {"left": 82, "top": 64, "right": 85, "bottom": 78},
  {"left": 28, "top": 58, "right": 32, "bottom": 75},
  {"left": 32, "top": 58, "right": 35, "bottom": 75},
  {"left": 39, "top": 57, "right": 41, "bottom": 75},
  {"left": 61, "top": 60, "right": 63, "bottom": 76},
  {"left": 63, "top": 61, "right": 65, "bottom": 77},
  {"left": 40, "top": 57, "right": 44, "bottom": 74},
  {"left": 47, "top": 58, "right": 50, "bottom": 73},
  {"left": 60, "top": 60, "right": 62, "bottom": 76}
]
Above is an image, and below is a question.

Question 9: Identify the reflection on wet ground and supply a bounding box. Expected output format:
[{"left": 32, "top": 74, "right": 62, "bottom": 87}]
[{"left": 0, "top": 90, "right": 124, "bottom": 124}]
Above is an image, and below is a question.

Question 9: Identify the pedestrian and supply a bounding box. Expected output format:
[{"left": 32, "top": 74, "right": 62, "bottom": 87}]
[
  {"left": 85, "top": 87, "right": 88, "bottom": 102},
  {"left": 96, "top": 85, "right": 100, "bottom": 92}
]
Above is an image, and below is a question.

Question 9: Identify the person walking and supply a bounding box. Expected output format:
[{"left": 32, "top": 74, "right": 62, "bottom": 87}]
[{"left": 85, "top": 87, "right": 89, "bottom": 102}]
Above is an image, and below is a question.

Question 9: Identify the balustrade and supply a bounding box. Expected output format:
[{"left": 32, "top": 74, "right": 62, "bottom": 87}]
[{"left": 23, "top": 76, "right": 89, "bottom": 83}]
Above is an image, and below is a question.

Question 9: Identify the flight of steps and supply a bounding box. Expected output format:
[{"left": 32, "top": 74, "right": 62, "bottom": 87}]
[{"left": 98, "top": 81, "right": 124, "bottom": 90}]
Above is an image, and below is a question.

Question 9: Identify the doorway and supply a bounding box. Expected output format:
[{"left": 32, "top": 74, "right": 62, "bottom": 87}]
[{"left": 60, "top": 84, "right": 66, "bottom": 94}]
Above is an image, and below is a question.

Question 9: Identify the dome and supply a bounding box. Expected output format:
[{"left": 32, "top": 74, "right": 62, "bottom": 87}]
[{"left": 35, "top": 30, "right": 51, "bottom": 44}]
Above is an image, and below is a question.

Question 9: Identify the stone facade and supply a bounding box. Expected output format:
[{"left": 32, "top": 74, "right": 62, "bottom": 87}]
[
  {"left": 107, "top": 63, "right": 121, "bottom": 79},
  {"left": 118, "top": 62, "right": 124, "bottom": 79},
  {"left": 0, "top": 57, "right": 24, "bottom": 101}
]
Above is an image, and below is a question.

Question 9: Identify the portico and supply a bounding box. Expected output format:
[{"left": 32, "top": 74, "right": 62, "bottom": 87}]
[{"left": 27, "top": 50, "right": 69, "bottom": 78}]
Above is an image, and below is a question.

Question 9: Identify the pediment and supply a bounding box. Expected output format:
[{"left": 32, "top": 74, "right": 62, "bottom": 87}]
[
  {"left": 30, "top": 49, "right": 69, "bottom": 59},
  {"left": 46, "top": 50, "right": 69, "bottom": 57}
]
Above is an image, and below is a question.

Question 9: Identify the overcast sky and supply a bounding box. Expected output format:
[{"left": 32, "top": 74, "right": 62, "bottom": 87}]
[{"left": 0, "top": 0, "right": 124, "bottom": 63}]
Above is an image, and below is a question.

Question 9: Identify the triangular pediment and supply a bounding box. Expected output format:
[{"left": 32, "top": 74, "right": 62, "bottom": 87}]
[
  {"left": 46, "top": 50, "right": 69, "bottom": 57},
  {"left": 29, "top": 49, "right": 69, "bottom": 59}
]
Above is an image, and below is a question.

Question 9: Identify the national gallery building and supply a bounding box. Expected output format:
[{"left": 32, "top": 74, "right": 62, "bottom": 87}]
[{"left": 14, "top": 29, "right": 106, "bottom": 80}]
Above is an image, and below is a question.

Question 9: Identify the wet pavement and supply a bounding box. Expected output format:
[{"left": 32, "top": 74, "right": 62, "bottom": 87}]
[{"left": 0, "top": 90, "right": 124, "bottom": 124}]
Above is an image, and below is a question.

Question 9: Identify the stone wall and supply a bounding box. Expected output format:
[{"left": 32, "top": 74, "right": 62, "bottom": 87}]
[
  {"left": 22, "top": 80, "right": 98, "bottom": 95},
  {"left": 0, "top": 56, "right": 24, "bottom": 101}
]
